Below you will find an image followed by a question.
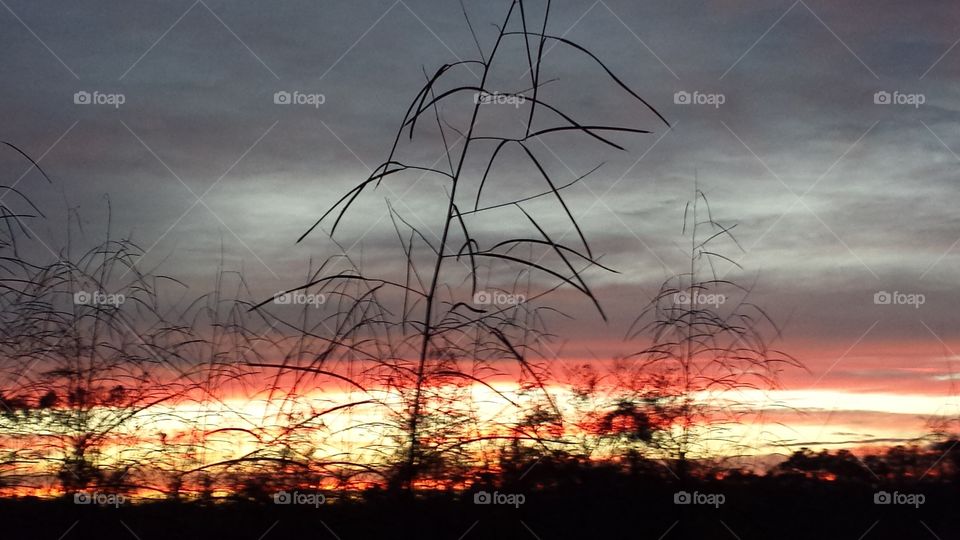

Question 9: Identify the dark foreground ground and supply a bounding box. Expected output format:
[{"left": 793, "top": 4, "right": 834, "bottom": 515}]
[{"left": 1, "top": 479, "right": 957, "bottom": 540}]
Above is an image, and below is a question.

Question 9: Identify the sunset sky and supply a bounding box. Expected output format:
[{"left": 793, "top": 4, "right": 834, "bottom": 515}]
[{"left": 2, "top": 0, "right": 960, "bottom": 457}]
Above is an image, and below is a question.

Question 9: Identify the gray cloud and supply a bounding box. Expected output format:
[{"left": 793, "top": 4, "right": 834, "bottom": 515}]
[{"left": 2, "top": 0, "right": 959, "bottom": 388}]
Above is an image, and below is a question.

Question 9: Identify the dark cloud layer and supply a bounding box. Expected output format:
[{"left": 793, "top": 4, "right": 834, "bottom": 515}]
[{"left": 2, "top": 0, "right": 960, "bottom": 396}]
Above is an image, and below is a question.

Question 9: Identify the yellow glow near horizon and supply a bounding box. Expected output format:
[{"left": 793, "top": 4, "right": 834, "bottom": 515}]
[{"left": 1, "top": 383, "right": 951, "bottom": 497}]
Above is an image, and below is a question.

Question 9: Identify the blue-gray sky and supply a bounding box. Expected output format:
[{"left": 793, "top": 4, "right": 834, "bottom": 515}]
[{"left": 2, "top": 0, "right": 960, "bottom": 409}]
